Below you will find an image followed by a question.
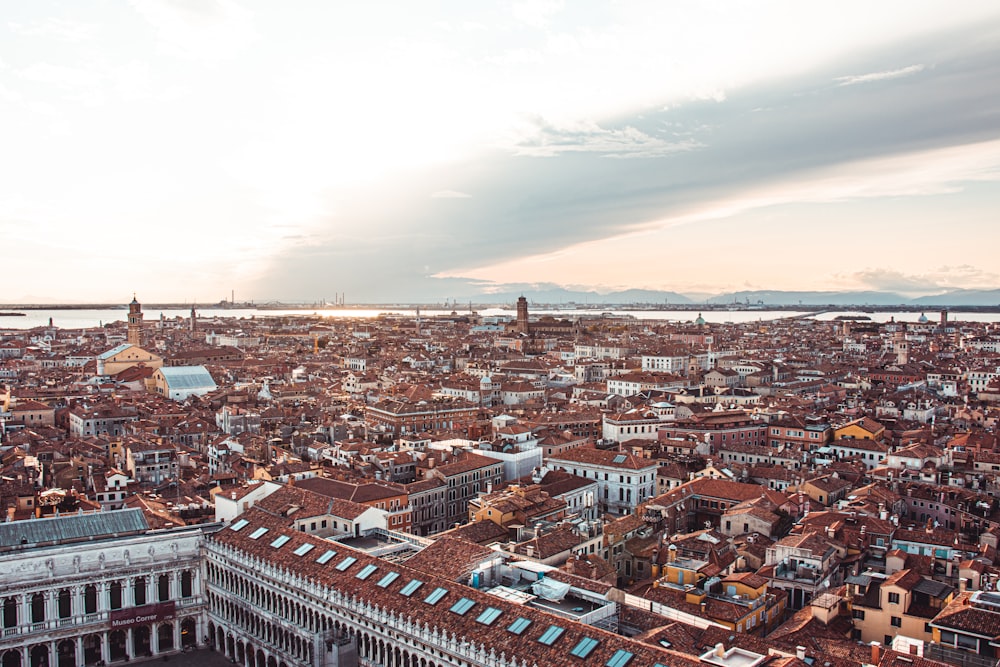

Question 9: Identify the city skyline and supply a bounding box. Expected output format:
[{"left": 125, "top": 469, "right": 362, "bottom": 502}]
[{"left": 3, "top": 1, "right": 1000, "bottom": 304}]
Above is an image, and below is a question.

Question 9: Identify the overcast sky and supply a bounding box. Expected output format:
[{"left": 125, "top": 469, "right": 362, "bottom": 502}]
[{"left": 3, "top": 1, "right": 999, "bottom": 303}]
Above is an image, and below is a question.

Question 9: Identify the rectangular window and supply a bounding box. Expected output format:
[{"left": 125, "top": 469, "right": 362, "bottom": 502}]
[
  {"left": 377, "top": 572, "right": 400, "bottom": 588},
  {"left": 888, "top": 592, "right": 900, "bottom": 604},
  {"left": 507, "top": 618, "right": 532, "bottom": 635},
  {"left": 891, "top": 616, "right": 901, "bottom": 628},
  {"left": 537, "top": 625, "right": 564, "bottom": 646},
  {"left": 571, "top": 637, "right": 600, "bottom": 659},
  {"left": 399, "top": 579, "right": 423, "bottom": 597},
  {"left": 449, "top": 598, "right": 475, "bottom": 615},
  {"left": 424, "top": 587, "right": 448, "bottom": 605},
  {"left": 606, "top": 650, "right": 634, "bottom": 667},
  {"left": 335, "top": 556, "right": 357, "bottom": 571},
  {"left": 476, "top": 607, "right": 502, "bottom": 626}
]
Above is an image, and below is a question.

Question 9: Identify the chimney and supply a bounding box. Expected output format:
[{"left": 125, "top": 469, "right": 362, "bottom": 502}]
[
  {"left": 871, "top": 642, "right": 880, "bottom": 664},
  {"left": 796, "top": 647, "right": 806, "bottom": 661},
  {"left": 715, "top": 643, "right": 725, "bottom": 658}
]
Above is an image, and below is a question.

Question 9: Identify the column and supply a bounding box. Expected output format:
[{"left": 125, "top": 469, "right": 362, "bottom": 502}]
[
  {"left": 75, "top": 636, "right": 85, "bottom": 667},
  {"left": 19, "top": 593, "right": 30, "bottom": 630},
  {"left": 46, "top": 591, "right": 58, "bottom": 628},
  {"left": 126, "top": 628, "right": 134, "bottom": 662},
  {"left": 72, "top": 585, "right": 83, "bottom": 621},
  {"left": 169, "top": 572, "right": 180, "bottom": 601},
  {"left": 97, "top": 582, "right": 108, "bottom": 613},
  {"left": 101, "top": 631, "right": 110, "bottom": 665}
]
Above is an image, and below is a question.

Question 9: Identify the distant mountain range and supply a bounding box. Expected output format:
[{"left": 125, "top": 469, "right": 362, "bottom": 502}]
[
  {"left": 465, "top": 288, "right": 695, "bottom": 305},
  {"left": 707, "top": 289, "right": 1000, "bottom": 306},
  {"left": 459, "top": 287, "right": 1000, "bottom": 307}
]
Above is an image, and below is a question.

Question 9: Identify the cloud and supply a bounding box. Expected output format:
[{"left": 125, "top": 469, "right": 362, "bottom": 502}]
[
  {"left": 847, "top": 266, "right": 1000, "bottom": 293},
  {"left": 7, "top": 19, "right": 98, "bottom": 42},
  {"left": 127, "top": 0, "right": 256, "bottom": 61},
  {"left": 509, "top": 115, "right": 703, "bottom": 158},
  {"left": 431, "top": 190, "right": 472, "bottom": 199},
  {"left": 20, "top": 63, "right": 102, "bottom": 87},
  {"left": 512, "top": 0, "right": 564, "bottom": 28},
  {"left": 835, "top": 64, "right": 925, "bottom": 86},
  {"left": 233, "top": 17, "right": 1000, "bottom": 302}
]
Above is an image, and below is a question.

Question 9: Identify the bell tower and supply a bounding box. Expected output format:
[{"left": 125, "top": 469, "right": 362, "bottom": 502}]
[
  {"left": 516, "top": 296, "right": 530, "bottom": 334},
  {"left": 127, "top": 294, "right": 143, "bottom": 346}
]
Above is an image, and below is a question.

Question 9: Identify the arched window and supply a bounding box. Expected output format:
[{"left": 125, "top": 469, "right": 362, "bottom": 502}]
[
  {"left": 158, "top": 574, "right": 170, "bottom": 602},
  {"left": 134, "top": 576, "right": 147, "bottom": 606},
  {"left": 58, "top": 589, "right": 71, "bottom": 619},
  {"left": 31, "top": 593, "right": 45, "bottom": 624},
  {"left": 181, "top": 570, "right": 194, "bottom": 598},
  {"left": 109, "top": 581, "right": 123, "bottom": 610},
  {"left": 84, "top": 585, "right": 97, "bottom": 614},
  {"left": 2, "top": 598, "right": 17, "bottom": 629}
]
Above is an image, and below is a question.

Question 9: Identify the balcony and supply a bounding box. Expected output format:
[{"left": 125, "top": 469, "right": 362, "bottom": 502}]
[{"left": 2, "top": 597, "right": 202, "bottom": 638}]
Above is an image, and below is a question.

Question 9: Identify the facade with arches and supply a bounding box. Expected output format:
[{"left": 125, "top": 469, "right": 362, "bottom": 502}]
[
  {"left": 204, "top": 503, "right": 677, "bottom": 667},
  {"left": 0, "top": 510, "right": 205, "bottom": 667},
  {"left": 2, "top": 498, "right": 680, "bottom": 667}
]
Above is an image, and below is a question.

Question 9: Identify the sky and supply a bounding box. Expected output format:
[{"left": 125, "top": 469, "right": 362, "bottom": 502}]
[{"left": 2, "top": 1, "right": 1000, "bottom": 304}]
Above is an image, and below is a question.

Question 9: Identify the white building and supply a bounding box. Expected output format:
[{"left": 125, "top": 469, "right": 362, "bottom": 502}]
[
  {"left": 152, "top": 366, "right": 217, "bottom": 401},
  {"left": 602, "top": 403, "right": 676, "bottom": 442},
  {"left": 546, "top": 448, "right": 658, "bottom": 516},
  {"left": 0, "top": 509, "right": 205, "bottom": 667}
]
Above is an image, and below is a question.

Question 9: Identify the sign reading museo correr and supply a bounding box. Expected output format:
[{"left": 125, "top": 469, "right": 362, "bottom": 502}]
[{"left": 109, "top": 602, "right": 176, "bottom": 629}]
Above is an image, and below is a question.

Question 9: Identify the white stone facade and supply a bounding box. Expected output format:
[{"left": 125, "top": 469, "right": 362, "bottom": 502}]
[{"left": 0, "top": 515, "right": 205, "bottom": 667}]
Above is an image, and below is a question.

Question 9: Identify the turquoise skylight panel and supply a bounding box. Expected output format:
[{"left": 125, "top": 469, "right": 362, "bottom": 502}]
[
  {"left": 424, "top": 587, "right": 448, "bottom": 605},
  {"left": 449, "top": 598, "right": 475, "bottom": 615},
  {"left": 476, "top": 607, "right": 502, "bottom": 626},
  {"left": 399, "top": 579, "right": 423, "bottom": 597},
  {"left": 377, "top": 572, "right": 400, "bottom": 588},
  {"left": 508, "top": 618, "right": 532, "bottom": 635},
  {"left": 606, "top": 650, "right": 634, "bottom": 667},
  {"left": 570, "top": 637, "right": 599, "bottom": 659},
  {"left": 335, "top": 556, "right": 357, "bottom": 571},
  {"left": 537, "top": 625, "right": 564, "bottom": 646}
]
